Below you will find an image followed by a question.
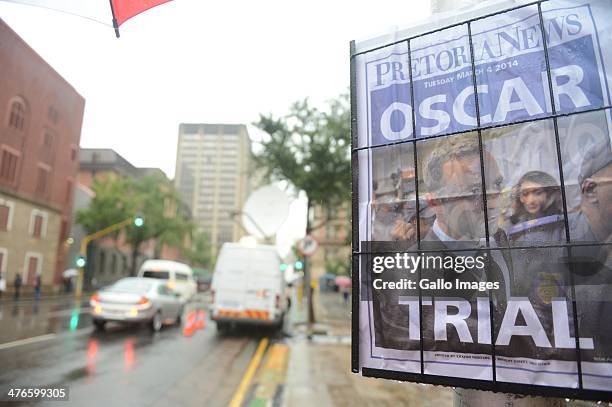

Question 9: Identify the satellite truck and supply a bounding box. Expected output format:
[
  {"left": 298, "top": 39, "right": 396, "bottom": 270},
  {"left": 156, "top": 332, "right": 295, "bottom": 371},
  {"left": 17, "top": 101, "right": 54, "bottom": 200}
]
[
  {"left": 210, "top": 239, "right": 288, "bottom": 333},
  {"left": 210, "top": 185, "right": 291, "bottom": 333}
]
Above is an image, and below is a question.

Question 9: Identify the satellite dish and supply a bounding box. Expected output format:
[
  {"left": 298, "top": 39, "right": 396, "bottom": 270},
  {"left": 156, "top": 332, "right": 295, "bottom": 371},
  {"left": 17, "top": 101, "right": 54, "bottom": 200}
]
[{"left": 241, "top": 185, "right": 290, "bottom": 239}]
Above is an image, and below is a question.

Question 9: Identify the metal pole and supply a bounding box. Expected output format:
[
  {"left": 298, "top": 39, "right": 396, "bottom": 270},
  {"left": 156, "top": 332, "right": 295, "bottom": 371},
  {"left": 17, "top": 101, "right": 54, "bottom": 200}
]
[
  {"left": 453, "top": 388, "right": 566, "bottom": 407},
  {"left": 108, "top": 0, "right": 120, "bottom": 38},
  {"left": 305, "top": 200, "right": 314, "bottom": 337},
  {"left": 304, "top": 254, "right": 313, "bottom": 336}
]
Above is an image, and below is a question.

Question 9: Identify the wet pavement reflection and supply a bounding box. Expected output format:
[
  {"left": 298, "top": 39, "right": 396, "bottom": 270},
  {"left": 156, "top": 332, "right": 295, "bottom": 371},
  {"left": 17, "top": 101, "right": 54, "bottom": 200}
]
[{"left": 0, "top": 293, "right": 276, "bottom": 406}]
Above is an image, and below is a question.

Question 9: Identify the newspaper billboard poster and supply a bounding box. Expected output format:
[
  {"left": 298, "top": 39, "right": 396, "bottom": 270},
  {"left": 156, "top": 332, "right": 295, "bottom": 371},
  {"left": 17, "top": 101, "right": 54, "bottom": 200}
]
[{"left": 351, "top": 0, "right": 612, "bottom": 401}]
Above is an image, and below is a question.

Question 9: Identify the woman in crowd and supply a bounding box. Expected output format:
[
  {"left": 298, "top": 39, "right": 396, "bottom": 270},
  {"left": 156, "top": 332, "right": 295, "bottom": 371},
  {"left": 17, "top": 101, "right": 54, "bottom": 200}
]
[
  {"left": 506, "top": 170, "right": 565, "bottom": 244},
  {"left": 505, "top": 170, "right": 567, "bottom": 310}
]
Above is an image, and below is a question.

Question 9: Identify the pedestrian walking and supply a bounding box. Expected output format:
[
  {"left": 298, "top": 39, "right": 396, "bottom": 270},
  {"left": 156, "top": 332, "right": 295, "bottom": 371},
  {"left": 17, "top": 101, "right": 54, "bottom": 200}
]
[
  {"left": 34, "top": 275, "right": 41, "bottom": 301},
  {"left": 341, "top": 286, "right": 350, "bottom": 305},
  {"left": 13, "top": 273, "right": 22, "bottom": 301}
]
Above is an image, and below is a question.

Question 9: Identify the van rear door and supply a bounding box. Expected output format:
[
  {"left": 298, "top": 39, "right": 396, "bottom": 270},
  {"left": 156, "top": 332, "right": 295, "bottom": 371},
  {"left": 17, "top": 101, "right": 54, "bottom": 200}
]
[
  {"left": 244, "top": 273, "right": 280, "bottom": 316},
  {"left": 214, "top": 265, "right": 248, "bottom": 312}
]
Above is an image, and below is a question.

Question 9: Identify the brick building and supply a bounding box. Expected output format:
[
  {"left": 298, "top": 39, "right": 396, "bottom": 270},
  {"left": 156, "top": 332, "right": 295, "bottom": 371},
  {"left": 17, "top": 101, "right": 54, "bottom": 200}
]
[
  {"left": 0, "top": 19, "right": 84, "bottom": 293},
  {"left": 309, "top": 203, "right": 351, "bottom": 281}
]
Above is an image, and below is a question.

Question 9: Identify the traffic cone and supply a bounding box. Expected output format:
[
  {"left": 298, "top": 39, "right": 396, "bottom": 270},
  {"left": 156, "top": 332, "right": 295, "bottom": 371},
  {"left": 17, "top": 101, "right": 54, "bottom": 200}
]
[
  {"left": 196, "top": 309, "right": 206, "bottom": 329},
  {"left": 182, "top": 310, "right": 197, "bottom": 337}
]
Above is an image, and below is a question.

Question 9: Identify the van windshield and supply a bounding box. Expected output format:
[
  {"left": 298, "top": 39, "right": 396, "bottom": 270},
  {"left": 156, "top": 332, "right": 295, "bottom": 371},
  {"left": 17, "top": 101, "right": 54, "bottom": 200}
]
[{"left": 142, "top": 270, "right": 170, "bottom": 279}]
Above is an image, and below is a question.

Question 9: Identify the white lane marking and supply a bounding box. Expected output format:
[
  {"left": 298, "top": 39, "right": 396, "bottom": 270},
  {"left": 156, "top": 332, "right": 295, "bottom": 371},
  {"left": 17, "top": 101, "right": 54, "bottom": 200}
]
[
  {"left": 0, "top": 328, "right": 92, "bottom": 350},
  {"left": 47, "top": 308, "right": 91, "bottom": 318},
  {"left": 0, "top": 334, "right": 57, "bottom": 350}
]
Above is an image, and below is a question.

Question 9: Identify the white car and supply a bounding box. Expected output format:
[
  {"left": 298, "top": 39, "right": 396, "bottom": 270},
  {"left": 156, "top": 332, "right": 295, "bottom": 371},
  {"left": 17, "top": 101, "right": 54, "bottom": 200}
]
[
  {"left": 137, "top": 260, "right": 197, "bottom": 302},
  {"left": 90, "top": 278, "right": 183, "bottom": 332},
  {"left": 211, "top": 243, "right": 288, "bottom": 332}
]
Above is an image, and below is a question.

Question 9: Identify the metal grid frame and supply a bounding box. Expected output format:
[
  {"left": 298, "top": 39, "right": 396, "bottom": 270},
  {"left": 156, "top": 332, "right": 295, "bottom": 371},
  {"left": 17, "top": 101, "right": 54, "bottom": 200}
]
[{"left": 350, "top": 0, "right": 612, "bottom": 401}]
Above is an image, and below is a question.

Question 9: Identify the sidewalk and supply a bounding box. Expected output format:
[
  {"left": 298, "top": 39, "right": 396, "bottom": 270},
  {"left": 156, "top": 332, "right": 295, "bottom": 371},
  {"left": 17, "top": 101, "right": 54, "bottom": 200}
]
[{"left": 282, "top": 291, "right": 453, "bottom": 407}]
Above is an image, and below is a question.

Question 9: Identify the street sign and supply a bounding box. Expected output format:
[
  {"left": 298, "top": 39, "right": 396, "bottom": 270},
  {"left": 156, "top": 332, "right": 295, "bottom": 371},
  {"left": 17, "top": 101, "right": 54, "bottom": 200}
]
[{"left": 298, "top": 235, "right": 318, "bottom": 256}]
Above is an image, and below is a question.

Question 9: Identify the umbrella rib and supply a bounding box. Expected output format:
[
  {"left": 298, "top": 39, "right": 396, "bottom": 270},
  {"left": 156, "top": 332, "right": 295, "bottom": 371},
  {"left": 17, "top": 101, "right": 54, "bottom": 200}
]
[{"left": 0, "top": 0, "right": 113, "bottom": 27}]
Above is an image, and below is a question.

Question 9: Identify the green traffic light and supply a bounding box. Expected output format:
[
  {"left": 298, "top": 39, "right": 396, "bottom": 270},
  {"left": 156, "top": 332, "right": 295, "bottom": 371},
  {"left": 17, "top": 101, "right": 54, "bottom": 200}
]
[
  {"left": 280, "top": 263, "right": 288, "bottom": 272},
  {"left": 294, "top": 260, "right": 303, "bottom": 270},
  {"left": 134, "top": 216, "right": 144, "bottom": 227},
  {"left": 76, "top": 256, "right": 86, "bottom": 268},
  {"left": 69, "top": 309, "right": 79, "bottom": 331}
]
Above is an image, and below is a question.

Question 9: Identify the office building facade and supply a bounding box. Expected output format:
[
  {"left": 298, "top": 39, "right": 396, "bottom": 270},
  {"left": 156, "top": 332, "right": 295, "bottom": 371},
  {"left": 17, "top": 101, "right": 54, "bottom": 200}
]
[{"left": 174, "top": 123, "right": 251, "bottom": 255}]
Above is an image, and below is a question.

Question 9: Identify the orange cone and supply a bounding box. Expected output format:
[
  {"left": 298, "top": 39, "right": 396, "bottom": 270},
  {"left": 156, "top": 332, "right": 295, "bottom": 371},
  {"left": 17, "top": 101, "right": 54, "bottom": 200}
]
[
  {"left": 196, "top": 309, "right": 206, "bottom": 329},
  {"left": 182, "top": 311, "right": 197, "bottom": 337}
]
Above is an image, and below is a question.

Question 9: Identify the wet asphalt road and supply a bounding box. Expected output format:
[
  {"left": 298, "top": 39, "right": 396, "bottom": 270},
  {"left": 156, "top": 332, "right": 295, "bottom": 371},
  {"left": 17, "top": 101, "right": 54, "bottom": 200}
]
[{"left": 0, "top": 293, "right": 270, "bottom": 407}]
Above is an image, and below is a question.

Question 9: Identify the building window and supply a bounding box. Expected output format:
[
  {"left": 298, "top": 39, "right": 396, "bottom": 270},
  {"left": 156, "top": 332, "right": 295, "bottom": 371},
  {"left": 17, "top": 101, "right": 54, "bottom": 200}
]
[
  {"left": 29, "top": 210, "right": 47, "bottom": 239},
  {"left": 33, "top": 215, "right": 43, "bottom": 238},
  {"left": 0, "top": 150, "right": 19, "bottom": 183},
  {"left": 23, "top": 252, "right": 42, "bottom": 286},
  {"left": 48, "top": 106, "right": 59, "bottom": 124},
  {"left": 0, "top": 206, "right": 8, "bottom": 231},
  {"left": 36, "top": 167, "right": 50, "bottom": 196},
  {"left": 7, "top": 98, "right": 27, "bottom": 131},
  {"left": 0, "top": 200, "right": 13, "bottom": 231},
  {"left": 0, "top": 248, "right": 7, "bottom": 276},
  {"left": 42, "top": 130, "right": 54, "bottom": 151}
]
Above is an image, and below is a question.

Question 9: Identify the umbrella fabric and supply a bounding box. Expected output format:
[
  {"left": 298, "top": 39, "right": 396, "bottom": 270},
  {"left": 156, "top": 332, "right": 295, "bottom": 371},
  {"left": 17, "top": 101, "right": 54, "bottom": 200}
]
[
  {"left": 0, "top": 0, "right": 112, "bottom": 26},
  {"left": 111, "top": 0, "right": 172, "bottom": 26},
  {"left": 335, "top": 276, "right": 351, "bottom": 288},
  {"left": 63, "top": 269, "right": 78, "bottom": 278}
]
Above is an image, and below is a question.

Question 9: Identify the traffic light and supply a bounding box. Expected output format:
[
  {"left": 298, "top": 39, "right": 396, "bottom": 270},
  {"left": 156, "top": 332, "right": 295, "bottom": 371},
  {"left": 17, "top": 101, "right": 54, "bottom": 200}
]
[
  {"left": 294, "top": 260, "right": 303, "bottom": 270},
  {"left": 134, "top": 215, "right": 145, "bottom": 227},
  {"left": 280, "top": 263, "right": 288, "bottom": 272},
  {"left": 69, "top": 309, "right": 80, "bottom": 331},
  {"left": 76, "top": 256, "right": 86, "bottom": 268}
]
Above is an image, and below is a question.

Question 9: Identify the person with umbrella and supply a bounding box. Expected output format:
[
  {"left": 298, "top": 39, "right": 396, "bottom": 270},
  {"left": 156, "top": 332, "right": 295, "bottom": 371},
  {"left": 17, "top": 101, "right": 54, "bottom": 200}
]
[
  {"left": 335, "top": 276, "right": 351, "bottom": 304},
  {"left": 63, "top": 269, "right": 77, "bottom": 293}
]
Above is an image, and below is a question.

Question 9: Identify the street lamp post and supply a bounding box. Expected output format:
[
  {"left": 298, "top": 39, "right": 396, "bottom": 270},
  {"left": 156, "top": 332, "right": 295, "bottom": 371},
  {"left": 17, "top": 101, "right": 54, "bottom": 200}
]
[{"left": 74, "top": 216, "right": 144, "bottom": 298}]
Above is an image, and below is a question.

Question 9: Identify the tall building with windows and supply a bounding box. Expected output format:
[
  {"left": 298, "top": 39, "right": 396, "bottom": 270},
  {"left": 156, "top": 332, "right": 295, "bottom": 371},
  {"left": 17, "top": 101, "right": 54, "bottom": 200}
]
[
  {"left": 0, "top": 19, "right": 85, "bottom": 293},
  {"left": 174, "top": 123, "right": 252, "bottom": 256}
]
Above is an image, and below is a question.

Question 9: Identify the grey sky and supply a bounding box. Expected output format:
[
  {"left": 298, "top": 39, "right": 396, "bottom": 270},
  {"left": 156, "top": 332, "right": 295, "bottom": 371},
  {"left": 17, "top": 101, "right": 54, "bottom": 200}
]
[{"left": 0, "top": 0, "right": 431, "bottom": 254}]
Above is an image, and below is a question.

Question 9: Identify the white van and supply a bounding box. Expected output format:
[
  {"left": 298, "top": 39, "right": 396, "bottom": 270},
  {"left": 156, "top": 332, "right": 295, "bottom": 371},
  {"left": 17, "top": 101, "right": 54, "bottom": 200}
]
[
  {"left": 211, "top": 243, "right": 287, "bottom": 331},
  {"left": 137, "top": 260, "right": 197, "bottom": 302}
]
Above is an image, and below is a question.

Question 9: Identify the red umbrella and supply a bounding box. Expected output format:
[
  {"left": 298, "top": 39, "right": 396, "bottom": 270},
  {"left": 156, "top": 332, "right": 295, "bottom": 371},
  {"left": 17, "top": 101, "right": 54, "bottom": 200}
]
[
  {"left": 335, "top": 276, "right": 351, "bottom": 288},
  {"left": 1, "top": 0, "right": 174, "bottom": 37},
  {"left": 110, "top": 0, "right": 173, "bottom": 37}
]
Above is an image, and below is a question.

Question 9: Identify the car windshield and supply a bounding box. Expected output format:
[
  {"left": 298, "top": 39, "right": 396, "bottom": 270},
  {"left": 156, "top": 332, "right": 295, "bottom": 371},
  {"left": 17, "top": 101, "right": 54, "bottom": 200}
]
[
  {"left": 142, "top": 270, "right": 170, "bottom": 279},
  {"left": 109, "top": 279, "right": 152, "bottom": 294}
]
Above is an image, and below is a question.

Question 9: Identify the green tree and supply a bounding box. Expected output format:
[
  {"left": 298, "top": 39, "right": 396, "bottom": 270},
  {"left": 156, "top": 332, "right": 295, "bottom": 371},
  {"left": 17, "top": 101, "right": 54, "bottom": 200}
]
[
  {"left": 77, "top": 173, "right": 193, "bottom": 275},
  {"left": 183, "top": 231, "right": 212, "bottom": 269},
  {"left": 254, "top": 94, "right": 351, "bottom": 232},
  {"left": 325, "top": 258, "right": 350, "bottom": 276},
  {"left": 76, "top": 176, "right": 137, "bottom": 236},
  {"left": 129, "top": 173, "right": 192, "bottom": 261},
  {"left": 255, "top": 95, "right": 351, "bottom": 325}
]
